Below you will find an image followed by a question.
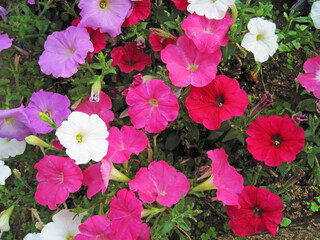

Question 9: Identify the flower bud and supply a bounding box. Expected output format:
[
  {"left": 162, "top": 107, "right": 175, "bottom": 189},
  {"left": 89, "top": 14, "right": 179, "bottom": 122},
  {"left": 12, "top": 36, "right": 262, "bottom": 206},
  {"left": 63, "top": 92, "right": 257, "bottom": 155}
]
[
  {"left": 0, "top": 205, "right": 14, "bottom": 235},
  {"left": 316, "top": 100, "right": 320, "bottom": 114},
  {"left": 292, "top": 113, "right": 308, "bottom": 124},
  {"left": 136, "top": 36, "right": 146, "bottom": 48},
  {"left": 250, "top": 93, "right": 273, "bottom": 118},
  {"left": 39, "top": 112, "right": 58, "bottom": 129},
  {"left": 25, "top": 135, "right": 51, "bottom": 148},
  {"left": 90, "top": 80, "right": 102, "bottom": 102}
]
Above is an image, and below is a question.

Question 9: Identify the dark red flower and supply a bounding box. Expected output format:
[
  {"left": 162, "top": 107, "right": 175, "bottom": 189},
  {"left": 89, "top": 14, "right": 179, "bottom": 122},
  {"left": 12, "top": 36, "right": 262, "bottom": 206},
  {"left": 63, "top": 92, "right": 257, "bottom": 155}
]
[
  {"left": 149, "top": 29, "right": 177, "bottom": 52},
  {"left": 226, "top": 185, "right": 284, "bottom": 237},
  {"left": 171, "top": 0, "right": 189, "bottom": 10},
  {"left": 122, "top": 0, "right": 151, "bottom": 27},
  {"left": 111, "top": 42, "right": 151, "bottom": 73}
]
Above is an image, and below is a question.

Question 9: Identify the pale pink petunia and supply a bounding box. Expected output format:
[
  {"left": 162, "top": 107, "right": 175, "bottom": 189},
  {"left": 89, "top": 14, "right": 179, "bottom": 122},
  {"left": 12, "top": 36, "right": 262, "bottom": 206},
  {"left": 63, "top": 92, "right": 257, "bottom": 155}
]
[
  {"left": 39, "top": 26, "right": 94, "bottom": 78},
  {"left": 34, "top": 155, "right": 83, "bottom": 210},
  {"left": 78, "top": 0, "right": 132, "bottom": 37},
  {"left": 208, "top": 149, "right": 244, "bottom": 207},
  {"left": 106, "top": 126, "right": 149, "bottom": 164},
  {"left": 181, "top": 13, "right": 233, "bottom": 53},
  {"left": 161, "top": 35, "right": 222, "bottom": 87},
  {"left": 126, "top": 79, "right": 179, "bottom": 133},
  {"left": 0, "top": 33, "right": 12, "bottom": 51},
  {"left": 129, "top": 160, "right": 190, "bottom": 207},
  {"left": 297, "top": 55, "right": 320, "bottom": 99}
]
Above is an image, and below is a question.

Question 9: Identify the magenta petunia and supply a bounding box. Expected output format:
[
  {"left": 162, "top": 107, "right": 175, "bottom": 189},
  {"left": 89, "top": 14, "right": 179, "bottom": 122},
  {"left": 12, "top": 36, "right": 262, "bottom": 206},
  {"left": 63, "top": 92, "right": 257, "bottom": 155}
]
[
  {"left": 126, "top": 79, "right": 179, "bottom": 133},
  {"left": 27, "top": 0, "right": 35, "bottom": 4},
  {"left": 75, "top": 91, "right": 114, "bottom": 128},
  {"left": 129, "top": 160, "right": 190, "bottom": 207},
  {"left": 208, "top": 149, "right": 244, "bottom": 207},
  {"left": 34, "top": 155, "right": 83, "bottom": 210},
  {"left": 0, "top": 33, "right": 13, "bottom": 51},
  {"left": 161, "top": 35, "right": 222, "bottom": 87},
  {"left": 106, "top": 126, "right": 149, "bottom": 164},
  {"left": 171, "top": 0, "right": 189, "bottom": 10},
  {"left": 25, "top": 90, "right": 71, "bottom": 134},
  {"left": 246, "top": 115, "right": 305, "bottom": 167},
  {"left": 227, "top": 185, "right": 284, "bottom": 237},
  {"left": 185, "top": 75, "right": 249, "bottom": 130},
  {"left": 149, "top": 30, "right": 177, "bottom": 52},
  {"left": 122, "top": 0, "right": 151, "bottom": 27},
  {"left": 39, "top": 26, "right": 94, "bottom": 78},
  {"left": 0, "top": 105, "right": 35, "bottom": 141},
  {"left": 78, "top": 0, "right": 132, "bottom": 37},
  {"left": 181, "top": 13, "right": 233, "bottom": 53},
  {"left": 297, "top": 55, "right": 320, "bottom": 99}
]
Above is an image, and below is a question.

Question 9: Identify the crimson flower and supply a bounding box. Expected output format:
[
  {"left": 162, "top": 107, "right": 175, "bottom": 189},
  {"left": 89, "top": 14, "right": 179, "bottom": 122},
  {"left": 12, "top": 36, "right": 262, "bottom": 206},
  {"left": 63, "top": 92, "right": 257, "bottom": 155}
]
[
  {"left": 111, "top": 42, "right": 151, "bottom": 73},
  {"left": 149, "top": 29, "right": 177, "bottom": 52},
  {"left": 246, "top": 115, "right": 305, "bottom": 167},
  {"left": 185, "top": 75, "right": 249, "bottom": 130},
  {"left": 122, "top": 0, "right": 151, "bottom": 27},
  {"left": 171, "top": 0, "right": 189, "bottom": 10},
  {"left": 226, "top": 185, "right": 284, "bottom": 237}
]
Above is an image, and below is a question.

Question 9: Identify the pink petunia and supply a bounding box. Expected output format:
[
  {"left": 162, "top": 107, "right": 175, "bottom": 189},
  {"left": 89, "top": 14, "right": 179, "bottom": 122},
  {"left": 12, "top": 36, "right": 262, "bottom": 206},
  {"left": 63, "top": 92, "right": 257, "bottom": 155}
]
[
  {"left": 185, "top": 75, "right": 249, "bottom": 130},
  {"left": 297, "top": 55, "right": 320, "bottom": 99},
  {"left": 34, "top": 155, "right": 83, "bottom": 210},
  {"left": 129, "top": 160, "right": 190, "bottom": 207},
  {"left": 149, "top": 30, "right": 177, "bottom": 52},
  {"left": 78, "top": 0, "right": 132, "bottom": 37},
  {"left": 0, "top": 33, "right": 12, "bottom": 51},
  {"left": 227, "top": 185, "right": 284, "bottom": 237},
  {"left": 39, "top": 26, "right": 94, "bottom": 78},
  {"left": 246, "top": 115, "right": 305, "bottom": 167},
  {"left": 106, "top": 126, "right": 149, "bottom": 164},
  {"left": 181, "top": 13, "right": 233, "bottom": 53},
  {"left": 75, "top": 91, "right": 114, "bottom": 128},
  {"left": 126, "top": 79, "right": 179, "bottom": 133},
  {"left": 122, "top": 0, "right": 151, "bottom": 27},
  {"left": 111, "top": 42, "right": 151, "bottom": 73},
  {"left": 27, "top": 0, "right": 35, "bottom": 4},
  {"left": 161, "top": 35, "right": 222, "bottom": 87},
  {"left": 208, "top": 149, "right": 244, "bottom": 207},
  {"left": 122, "top": 73, "right": 149, "bottom": 96},
  {"left": 171, "top": 0, "right": 189, "bottom": 10}
]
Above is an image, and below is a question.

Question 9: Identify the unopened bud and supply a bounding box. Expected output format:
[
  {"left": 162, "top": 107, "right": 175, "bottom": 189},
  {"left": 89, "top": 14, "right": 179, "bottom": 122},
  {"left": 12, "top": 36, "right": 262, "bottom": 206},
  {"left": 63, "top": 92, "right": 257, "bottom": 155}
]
[
  {"left": 25, "top": 135, "right": 51, "bottom": 148},
  {"left": 250, "top": 93, "right": 273, "bottom": 118},
  {"left": 90, "top": 80, "right": 102, "bottom": 102},
  {"left": 39, "top": 112, "right": 58, "bottom": 129},
  {"left": 292, "top": 113, "right": 308, "bottom": 124},
  {"left": 316, "top": 100, "right": 320, "bottom": 114}
]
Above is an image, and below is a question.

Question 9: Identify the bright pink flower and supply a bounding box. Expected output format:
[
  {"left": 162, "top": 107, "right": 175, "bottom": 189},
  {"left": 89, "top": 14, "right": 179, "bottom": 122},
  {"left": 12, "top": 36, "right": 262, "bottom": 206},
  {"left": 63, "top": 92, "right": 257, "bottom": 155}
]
[
  {"left": 149, "top": 30, "right": 177, "bottom": 52},
  {"left": 129, "top": 160, "right": 190, "bottom": 207},
  {"left": 122, "top": 0, "right": 151, "bottom": 27},
  {"left": 171, "top": 0, "right": 189, "bottom": 10},
  {"left": 297, "top": 55, "right": 320, "bottom": 99},
  {"left": 39, "top": 26, "right": 94, "bottom": 78},
  {"left": 185, "top": 75, "right": 249, "bottom": 130},
  {"left": 161, "top": 35, "right": 222, "bottom": 87},
  {"left": 75, "top": 91, "right": 114, "bottom": 128},
  {"left": 226, "top": 185, "right": 284, "bottom": 237},
  {"left": 34, "top": 155, "right": 83, "bottom": 210},
  {"left": 208, "top": 149, "right": 244, "bottom": 207},
  {"left": 111, "top": 42, "right": 151, "bottom": 73},
  {"left": 246, "top": 115, "right": 305, "bottom": 167},
  {"left": 181, "top": 13, "right": 233, "bottom": 53},
  {"left": 78, "top": 0, "right": 132, "bottom": 37},
  {"left": 28, "top": 0, "right": 35, "bottom": 4},
  {"left": 126, "top": 79, "right": 179, "bottom": 133},
  {"left": 106, "top": 126, "right": 149, "bottom": 164},
  {"left": 122, "top": 73, "right": 147, "bottom": 96},
  {"left": 0, "top": 33, "right": 12, "bottom": 51}
]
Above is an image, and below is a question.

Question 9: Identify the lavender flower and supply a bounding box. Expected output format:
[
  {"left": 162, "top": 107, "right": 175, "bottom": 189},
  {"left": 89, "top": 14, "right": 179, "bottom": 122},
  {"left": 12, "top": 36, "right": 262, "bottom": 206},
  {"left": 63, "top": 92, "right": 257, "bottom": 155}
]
[{"left": 0, "top": 6, "right": 8, "bottom": 22}]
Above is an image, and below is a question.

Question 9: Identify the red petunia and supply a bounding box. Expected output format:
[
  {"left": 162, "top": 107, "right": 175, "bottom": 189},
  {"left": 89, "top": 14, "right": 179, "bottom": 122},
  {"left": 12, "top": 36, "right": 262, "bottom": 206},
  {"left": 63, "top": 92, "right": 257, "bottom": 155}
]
[
  {"left": 246, "top": 115, "right": 305, "bottom": 167},
  {"left": 149, "top": 30, "right": 177, "bottom": 52},
  {"left": 111, "top": 42, "right": 151, "bottom": 73},
  {"left": 122, "top": 0, "right": 151, "bottom": 27},
  {"left": 226, "top": 185, "right": 284, "bottom": 237},
  {"left": 171, "top": 0, "right": 189, "bottom": 10}
]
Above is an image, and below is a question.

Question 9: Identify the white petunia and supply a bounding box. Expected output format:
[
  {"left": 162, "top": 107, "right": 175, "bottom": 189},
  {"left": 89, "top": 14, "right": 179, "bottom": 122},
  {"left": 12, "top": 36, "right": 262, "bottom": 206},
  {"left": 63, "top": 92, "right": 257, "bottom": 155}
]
[
  {"left": 0, "top": 160, "right": 11, "bottom": 185},
  {"left": 311, "top": 1, "right": 320, "bottom": 29},
  {"left": 0, "top": 138, "right": 26, "bottom": 159},
  {"left": 23, "top": 233, "right": 43, "bottom": 240},
  {"left": 241, "top": 17, "right": 278, "bottom": 63},
  {"left": 55, "top": 111, "right": 109, "bottom": 165},
  {"left": 187, "top": 0, "right": 235, "bottom": 20},
  {"left": 41, "top": 210, "right": 86, "bottom": 240}
]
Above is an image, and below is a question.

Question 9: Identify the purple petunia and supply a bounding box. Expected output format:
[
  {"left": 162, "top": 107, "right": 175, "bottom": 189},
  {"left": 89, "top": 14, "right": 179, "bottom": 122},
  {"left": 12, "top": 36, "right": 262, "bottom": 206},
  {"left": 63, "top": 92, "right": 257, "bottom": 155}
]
[{"left": 0, "top": 33, "right": 12, "bottom": 52}]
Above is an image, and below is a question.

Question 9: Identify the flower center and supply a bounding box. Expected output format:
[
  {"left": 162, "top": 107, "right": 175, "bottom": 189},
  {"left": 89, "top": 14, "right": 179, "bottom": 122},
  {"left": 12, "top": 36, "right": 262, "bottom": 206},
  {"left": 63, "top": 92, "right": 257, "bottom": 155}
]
[
  {"left": 187, "top": 64, "right": 198, "bottom": 72},
  {"left": 126, "top": 60, "right": 135, "bottom": 66},
  {"left": 216, "top": 95, "right": 224, "bottom": 108},
  {"left": 66, "top": 235, "right": 74, "bottom": 240},
  {"left": 4, "top": 116, "right": 14, "bottom": 123},
  {"left": 149, "top": 98, "right": 159, "bottom": 107},
  {"left": 252, "top": 206, "right": 263, "bottom": 217},
  {"left": 76, "top": 133, "right": 83, "bottom": 143},
  {"left": 212, "top": 0, "right": 216, "bottom": 3},
  {"left": 99, "top": 0, "right": 108, "bottom": 9},
  {"left": 273, "top": 134, "right": 282, "bottom": 147},
  {"left": 256, "top": 34, "right": 263, "bottom": 41},
  {"left": 44, "top": 110, "right": 51, "bottom": 118}
]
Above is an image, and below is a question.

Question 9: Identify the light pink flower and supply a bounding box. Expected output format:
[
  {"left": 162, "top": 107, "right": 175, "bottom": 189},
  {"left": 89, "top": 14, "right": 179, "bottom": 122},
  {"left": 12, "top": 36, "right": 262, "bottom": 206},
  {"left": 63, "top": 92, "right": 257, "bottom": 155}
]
[
  {"left": 126, "top": 79, "right": 179, "bottom": 133},
  {"left": 39, "top": 26, "right": 94, "bottom": 78},
  {"left": 129, "top": 160, "right": 190, "bottom": 207},
  {"left": 181, "top": 13, "right": 233, "bottom": 53},
  {"left": 34, "top": 155, "right": 83, "bottom": 210},
  {"left": 161, "top": 35, "right": 222, "bottom": 87},
  {"left": 0, "top": 33, "right": 12, "bottom": 51}
]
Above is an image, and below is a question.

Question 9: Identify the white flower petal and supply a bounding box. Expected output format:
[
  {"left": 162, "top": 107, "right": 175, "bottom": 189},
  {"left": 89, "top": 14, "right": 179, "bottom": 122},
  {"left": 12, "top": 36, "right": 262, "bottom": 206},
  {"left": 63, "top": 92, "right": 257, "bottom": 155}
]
[
  {"left": 0, "top": 160, "right": 11, "bottom": 185},
  {"left": 311, "top": 1, "right": 320, "bottom": 29},
  {"left": 0, "top": 138, "right": 26, "bottom": 159}
]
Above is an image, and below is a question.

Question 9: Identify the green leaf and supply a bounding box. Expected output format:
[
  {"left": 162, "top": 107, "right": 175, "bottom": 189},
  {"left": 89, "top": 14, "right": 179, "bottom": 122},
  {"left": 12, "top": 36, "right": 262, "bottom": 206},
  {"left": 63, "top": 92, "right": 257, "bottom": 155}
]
[
  {"left": 222, "top": 127, "right": 239, "bottom": 142},
  {"left": 310, "top": 202, "right": 319, "bottom": 212},
  {"left": 165, "top": 132, "right": 180, "bottom": 151},
  {"left": 0, "top": 79, "right": 10, "bottom": 85},
  {"left": 280, "top": 217, "right": 291, "bottom": 227},
  {"left": 158, "top": 220, "right": 175, "bottom": 235}
]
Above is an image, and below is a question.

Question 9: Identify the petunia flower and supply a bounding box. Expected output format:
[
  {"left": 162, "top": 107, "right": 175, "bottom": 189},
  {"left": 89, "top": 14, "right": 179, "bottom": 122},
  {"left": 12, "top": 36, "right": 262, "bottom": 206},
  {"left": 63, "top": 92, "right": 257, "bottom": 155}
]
[
  {"left": 129, "top": 160, "right": 190, "bottom": 207},
  {"left": 311, "top": 1, "right": 320, "bottom": 29},
  {"left": 241, "top": 17, "right": 278, "bottom": 63},
  {"left": 0, "top": 160, "right": 11, "bottom": 185},
  {"left": 297, "top": 55, "right": 320, "bottom": 99},
  {"left": 0, "top": 138, "right": 26, "bottom": 159},
  {"left": 149, "top": 29, "right": 177, "bottom": 52},
  {"left": 171, "top": 0, "right": 189, "bottom": 11},
  {"left": 38, "top": 26, "right": 94, "bottom": 78},
  {"left": 78, "top": 0, "right": 132, "bottom": 37},
  {"left": 126, "top": 79, "right": 179, "bottom": 133},
  {"left": 185, "top": 75, "right": 249, "bottom": 130},
  {"left": 28, "top": 0, "right": 35, "bottom": 4},
  {"left": 161, "top": 35, "right": 222, "bottom": 87},
  {"left": 75, "top": 91, "right": 114, "bottom": 128},
  {"left": 41, "top": 210, "right": 86, "bottom": 240},
  {"left": 106, "top": 126, "right": 149, "bottom": 164},
  {"left": 181, "top": 13, "right": 233, "bottom": 53},
  {"left": 34, "top": 155, "right": 83, "bottom": 210},
  {"left": 111, "top": 42, "right": 151, "bottom": 73},
  {"left": 0, "top": 105, "right": 35, "bottom": 141},
  {"left": 55, "top": 111, "right": 109, "bottom": 165},
  {"left": 246, "top": 115, "right": 305, "bottom": 167},
  {"left": 0, "top": 34, "right": 12, "bottom": 52},
  {"left": 25, "top": 90, "right": 71, "bottom": 134},
  {"left": 122, "top": 73, "right": 151, "bottom": 96},
  {"left": 187, "top": 0, "right": 235, "bottom": 20},
  {"left": 122, "top": 0, "right": 151, "bottom": 27},
  {"left": 23, "top": 233, "right": 42, "bottom": 240},
  {"left": 226, "top": 185, "right": 284, "bottom": 237}
]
